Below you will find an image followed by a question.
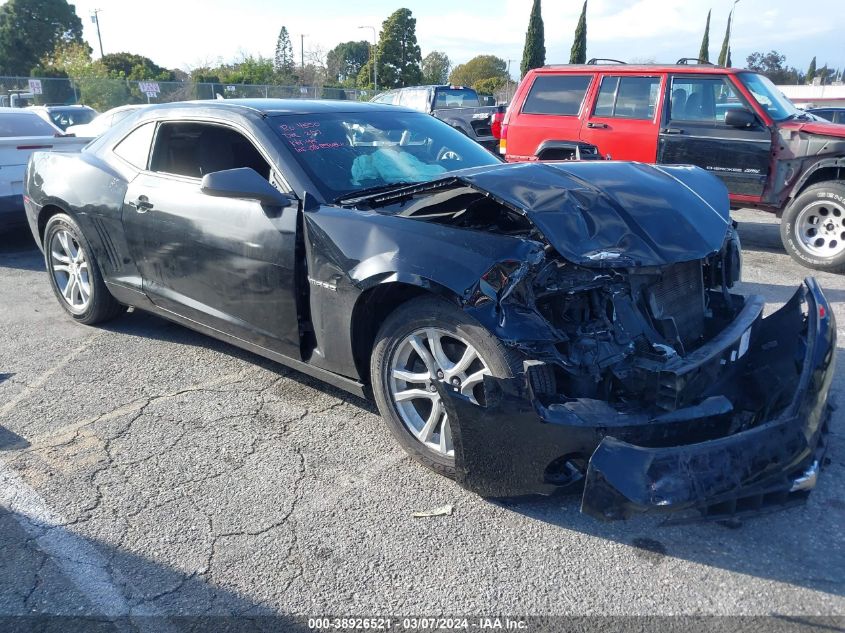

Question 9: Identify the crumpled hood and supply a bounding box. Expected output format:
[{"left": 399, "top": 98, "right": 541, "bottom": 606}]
[
  {"left": 452, "top": 161, "right": 731, "bottom": 267},
  {"left": 780, "top": 119, "right": 845, "bottom": 140}
]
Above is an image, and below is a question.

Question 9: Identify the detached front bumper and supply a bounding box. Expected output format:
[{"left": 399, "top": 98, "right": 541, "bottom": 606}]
[{"left": 443, "top": 278, "right": 836, "bottom": 521}]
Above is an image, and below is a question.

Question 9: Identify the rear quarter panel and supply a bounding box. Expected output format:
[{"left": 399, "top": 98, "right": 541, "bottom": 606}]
[{"left": 26, "top": 150, "right": 132, "bottom": 284}]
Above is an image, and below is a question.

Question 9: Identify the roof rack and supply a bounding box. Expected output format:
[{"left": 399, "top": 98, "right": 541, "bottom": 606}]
[
  {"left": 587, "top": 58, "right": 626, "bottom": 65},
  {"left": 676, "top": 58, "right": 715, "bottom": 65}
]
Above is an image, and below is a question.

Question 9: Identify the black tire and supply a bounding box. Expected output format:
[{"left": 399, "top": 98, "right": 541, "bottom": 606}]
[
  {"left": 781, "top": 180, "right": 845, "bottom": 273},
  {"left": 43, "top": 213, "right": 125, "bottom": 325},
  {"left": 371, "top": 295, "right": 552, "bottom": 478}
]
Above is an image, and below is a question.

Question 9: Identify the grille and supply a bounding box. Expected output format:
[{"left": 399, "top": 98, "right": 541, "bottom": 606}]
[{"left": 646, "top": 260, "right": 705, "bottom": 350}]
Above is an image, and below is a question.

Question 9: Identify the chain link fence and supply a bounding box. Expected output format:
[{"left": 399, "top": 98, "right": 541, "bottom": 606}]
[{"left": 0, "top": 76, "right": 371, "bottom": 111}]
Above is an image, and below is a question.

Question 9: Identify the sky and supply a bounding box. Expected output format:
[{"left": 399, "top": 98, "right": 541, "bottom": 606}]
[{"left": 35, "top": 0, "right": 845, "bottom": 77}]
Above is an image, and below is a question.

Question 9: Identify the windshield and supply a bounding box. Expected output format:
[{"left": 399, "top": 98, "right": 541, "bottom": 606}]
[
  {"left": 434, "top": 88, "right": 480, "bottom": 109},
  {"left": 737, "top": 73, "right": 800, "bottom": 121},
  {"left": 270, "top": 110, "right": 499, "bottom": 201},
  {"left": 0, "top": 112, "right": 59, "bottom": 137}
]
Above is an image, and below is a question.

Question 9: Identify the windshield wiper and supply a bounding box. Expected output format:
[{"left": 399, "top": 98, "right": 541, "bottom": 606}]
[{"left": 334, "top": 181, "right": 417, "bottom": 204}]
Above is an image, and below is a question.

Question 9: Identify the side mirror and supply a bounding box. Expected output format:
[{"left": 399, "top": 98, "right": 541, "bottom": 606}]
[
  {"left": 201, "top": 167, "right": 294, "bottom": 207},
  {"left": 724, "top": 108, "right": 757, "bottom": 128}
]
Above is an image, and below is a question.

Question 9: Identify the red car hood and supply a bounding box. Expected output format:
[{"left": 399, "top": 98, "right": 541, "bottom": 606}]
[{"left": 779, "top": 120, "right": 845, "bottom": 139}]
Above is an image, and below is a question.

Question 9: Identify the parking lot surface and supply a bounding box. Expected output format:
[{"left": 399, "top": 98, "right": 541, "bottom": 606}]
[{"left": 1, "top": 209, "right": 844, "bottom": 626}]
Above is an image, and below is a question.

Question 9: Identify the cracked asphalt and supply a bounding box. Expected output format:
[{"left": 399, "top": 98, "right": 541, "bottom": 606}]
[{"left": 0, "top": 208, "right": 844, "bottom": 628}]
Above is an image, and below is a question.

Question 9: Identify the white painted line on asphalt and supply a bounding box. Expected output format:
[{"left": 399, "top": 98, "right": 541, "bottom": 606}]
[
  {"left": 0, "top": 459, "right": 175, "bottom": 632},
  {"left": 0, "top": 334, "right": 103, "bottom": 420}
]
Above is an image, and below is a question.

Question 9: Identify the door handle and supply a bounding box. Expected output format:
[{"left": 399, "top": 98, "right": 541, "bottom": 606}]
[
  {"left": 129, "top": 195, "right": 153, "bottom": 213},
  {"left": 586, "top": 122, "right": 609, "bottom": 129},
  {"left": 662, "top": 127, "right": 684, "bottom": 135}
]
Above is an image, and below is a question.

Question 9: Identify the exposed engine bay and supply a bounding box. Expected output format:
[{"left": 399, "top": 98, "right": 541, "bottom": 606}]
[{"left": 344, "top": 161, "right": 834, "bottom": 521}]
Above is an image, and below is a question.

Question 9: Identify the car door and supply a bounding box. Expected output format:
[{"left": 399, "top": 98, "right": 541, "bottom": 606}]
[
  {"left": 657, "top": 74, "right": 772, "bottom": 196},
  {"left": 579, "top": 73, "right": 664, "bottom": 162},
  {"left": 121, "top": 120, "right": 302, "bottom": 358}
]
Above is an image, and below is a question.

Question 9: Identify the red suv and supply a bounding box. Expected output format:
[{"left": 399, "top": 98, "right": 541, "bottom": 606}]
[{"left": 501, "top": 60, "right": 845, "bottom": 272}]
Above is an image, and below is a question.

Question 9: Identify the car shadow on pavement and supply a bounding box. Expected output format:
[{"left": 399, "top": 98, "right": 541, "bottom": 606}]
[
  {"left": 101, "top": 310, "right": 377, "bottom": 414},
  {"left": 0, "top": 226, "right": 43, "bottom": 272},
  {"left": 0, "top": 507, "right": 312, "bottom": 631},
  {"left": 734, "top": 219, "right": 784, "bottom": 253},
  {"left": 0, "top": 424, "right": 29, "bottom": 450}
]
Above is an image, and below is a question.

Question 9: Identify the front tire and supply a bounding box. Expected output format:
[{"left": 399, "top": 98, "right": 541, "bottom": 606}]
[
  {"left": 371, "top": 296, "right": 526, "bottom": 478},
  {"left": 43, "top": 213, "right": 125, "bottom": 325},
  {"left": 781, "top": 181, "right": 845, "bottom": 272}
]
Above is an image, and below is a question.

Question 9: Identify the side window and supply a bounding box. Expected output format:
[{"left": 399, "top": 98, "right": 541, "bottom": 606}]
[
  {"left": 373, "top": 92, "right": 397, "bottom": 105},
  {"left": 669, "top": 76, "right": 744, "bottom": 123},
  {"left": 398, "top": 88, "right": 427, "bottom": 112},
  {"left": 113, "top": 121, "right": 156, "bottom": 169},
  {"left": 521, "top": 75, "right": 592, "bottom": 116},
  {"left": 593, "top": 76, "right": 660, "bottom": 119},
  {"left": 149, "top": 122, "right": 272, "bottom": 180}
]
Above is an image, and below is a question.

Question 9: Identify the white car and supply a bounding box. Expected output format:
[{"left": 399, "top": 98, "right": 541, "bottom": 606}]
[
  {"left": 0, "top": 108, "right": 90, "bottom": 229},
  {"left": 66, "top": 104, "right": 146, "bottom": 138}
]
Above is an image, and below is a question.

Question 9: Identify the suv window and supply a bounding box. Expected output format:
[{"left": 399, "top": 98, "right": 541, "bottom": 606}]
[
  {"left": 521, "top": 75, "right": 592, "bottom": 116},
  {"left": 113, "top": 121, "right": 156, "bottom": 169},
  {"left": 669, "top": 76, "right": 744, "bottom": 123},
  {"left": 149, "top": 122, "right": 271, "bottom": 179},
  {"left": 594, "top": 76, "right": 660, "bottom": 119}
]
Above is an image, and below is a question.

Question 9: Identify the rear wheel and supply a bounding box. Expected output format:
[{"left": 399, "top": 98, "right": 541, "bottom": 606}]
[
  {"left": 371, "top": 296, "right": 552, "bottom": 477},
  {"left": 781, "top": 181, "right": 845, "bottom": 272},
  {"left": 43, "top": 213, "right": 125, "bottom": 325}
]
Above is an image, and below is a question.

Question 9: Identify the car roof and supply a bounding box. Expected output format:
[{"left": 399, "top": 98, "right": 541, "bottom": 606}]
[
  {"left": 28, "top": 104, "right": 96, "bottom": 111},
  {"left": 531, "top": 64, "right": 748, "bottom": 75},
  {"left": 141, "top": 98, "right": 410, "bottom": 116},
  {"left": 0, "top": 107, "right": 43, "bottom": 115}
]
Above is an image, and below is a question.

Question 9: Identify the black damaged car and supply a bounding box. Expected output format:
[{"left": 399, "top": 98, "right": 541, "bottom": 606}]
[{"left": 23, "top": 99, "right": 835, "bottom": 521}]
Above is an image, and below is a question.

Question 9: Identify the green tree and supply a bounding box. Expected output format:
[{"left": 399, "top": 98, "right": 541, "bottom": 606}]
[
  {"left": 698, "top": 10, "right": 711, "bottom": 63},
  {"left": 449, "top": 55, "right": 508, "bottom": 88},
  {"left": 421, "top": 51, "right": 450, "bottom": 85},
  {"left": 100, "top": 52, "right": 175, "bottom": 81},
  {"left": 473, "top": 76, "right": 507, "bottom": 95},
  {"left": 717, "top": 8, "right": 733, "bottom": 66},
  {"left": 806, "top": 56, "right": 817, "bottom": 83},
  {"left": 521, "top": 0, "right": 545, "bottom": 76},
  {"left": 274, "top": 27, "right": 295, "bottom": 79},
  {"left": 0, "top": 0, "right": 83, "bottom": 76},
  {"left": 569, "top": 1, "right": 587, "bottom": 64},
  {"left": 745, "top": 50, "right": 803, "bottom": 84},
  {"left": 326, "top": 40, "right": 370, "bottom": 86},
  {"left": 37, "top": 41, "right": 129, "bottom": 110},
  {"left": 376, "top": 8, "right": 422, "bottom": 88}
]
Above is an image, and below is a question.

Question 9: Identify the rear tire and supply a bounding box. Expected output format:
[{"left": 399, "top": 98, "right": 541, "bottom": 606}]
[
  {"left": 781, "top": 181, "right": 845, "bottom": 273},
  {"left": 370, "top": 295, "right": 552, "bottom": 478},
  {"left": 43, "top": 213, "right": 125, "bottom": 325}
]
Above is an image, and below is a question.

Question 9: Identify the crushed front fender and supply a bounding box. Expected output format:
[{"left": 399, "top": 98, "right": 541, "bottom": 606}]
[{"left": 442, "top": 278, "right": 836, "bottom": 522}]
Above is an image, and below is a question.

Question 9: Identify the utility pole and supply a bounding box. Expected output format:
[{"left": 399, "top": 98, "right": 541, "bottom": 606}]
[
  {"left": 91, "top": 9, "right": 104, "bottom": 58},
  {"left": 358, "top": 26, "right": 377, "bottom": 92},
  {"left": 300, "top": 34, "right": 306, "bottom": 72},
  {"left": 506, "top": 59, "right": 517, "bottom": 103}
]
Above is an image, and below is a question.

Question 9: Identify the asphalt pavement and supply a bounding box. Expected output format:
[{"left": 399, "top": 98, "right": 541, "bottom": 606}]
[{"left": 0, "top": 209, "right": 843, "bottom": 629}]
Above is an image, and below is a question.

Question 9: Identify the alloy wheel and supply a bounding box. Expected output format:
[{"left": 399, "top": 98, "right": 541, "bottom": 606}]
[
  {"left": 796, "top": 200, "right": 845, "bottom": 258},
  {"left": 388, "top": 327, "right": 491, "bottom": 457},
  {"left": 49, "top": 229, "right": 91, "bottom": 313}
]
